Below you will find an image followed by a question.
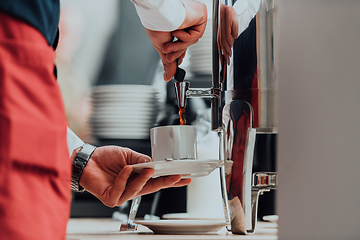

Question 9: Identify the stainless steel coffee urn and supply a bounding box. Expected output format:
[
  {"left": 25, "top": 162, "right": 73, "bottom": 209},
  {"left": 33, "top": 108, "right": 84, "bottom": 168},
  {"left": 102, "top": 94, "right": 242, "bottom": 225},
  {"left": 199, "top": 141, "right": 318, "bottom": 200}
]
[{"left": 174, "top": 0, "right": 278, "bottom": 234}]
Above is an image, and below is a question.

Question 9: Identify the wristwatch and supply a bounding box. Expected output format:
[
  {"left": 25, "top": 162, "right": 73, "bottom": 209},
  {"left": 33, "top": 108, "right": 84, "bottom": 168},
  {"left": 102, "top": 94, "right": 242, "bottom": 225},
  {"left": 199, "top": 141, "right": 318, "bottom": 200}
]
[{"left": 71, "top": 143, "right": 97, "bottom": 192}]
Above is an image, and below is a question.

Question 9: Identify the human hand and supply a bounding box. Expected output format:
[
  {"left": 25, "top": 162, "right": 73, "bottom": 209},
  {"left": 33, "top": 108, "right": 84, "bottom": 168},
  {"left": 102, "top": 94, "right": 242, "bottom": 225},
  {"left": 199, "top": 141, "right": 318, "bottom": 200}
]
[
  {"left": 77, "top": 146, "right": 191, "bottom": 207},
  {"left": 218, "top": 4, "right": 238, "bottom": 66},
  {"left": 145, "top": 0, "right": 207, "bottom": 81}
]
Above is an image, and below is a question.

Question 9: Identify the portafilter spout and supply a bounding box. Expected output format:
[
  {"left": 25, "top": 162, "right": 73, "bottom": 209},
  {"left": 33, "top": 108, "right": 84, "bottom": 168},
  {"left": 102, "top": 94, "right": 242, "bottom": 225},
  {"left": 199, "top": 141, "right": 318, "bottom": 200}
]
[
  {"left": 174, "top": 81, "right": 189, "bottom": 108},
  {"left": 173, "top": 61, "right": 188, "bottom": 108},
  {"left": 173, "top": 63, "right": 214, "bottom": 108}
]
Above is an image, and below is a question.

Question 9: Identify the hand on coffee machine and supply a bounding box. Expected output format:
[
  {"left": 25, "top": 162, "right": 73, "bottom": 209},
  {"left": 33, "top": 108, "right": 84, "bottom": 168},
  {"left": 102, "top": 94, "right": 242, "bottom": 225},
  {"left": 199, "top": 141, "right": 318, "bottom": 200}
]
[
  {"left": 217, "top": 0, "right": 261, "bottom": 66},
  {"left": 73, "top": 146, "right": 191, "bottom": 207},
  {"left": 144, "top": 0, "right": 207, "bottom": 81},
  {"left": 218, "top": 4, "right": 238, "bottom": 66}
]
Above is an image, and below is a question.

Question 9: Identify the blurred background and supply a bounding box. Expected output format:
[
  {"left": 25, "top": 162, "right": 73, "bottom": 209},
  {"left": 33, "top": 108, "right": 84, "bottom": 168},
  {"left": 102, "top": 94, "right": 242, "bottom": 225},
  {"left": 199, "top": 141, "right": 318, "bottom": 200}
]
[
  {"left": 55, "top": 0, "right": 360, "bottom": 238},
  {"left": 56, "top": 0, "right": 275, "bottom": 221}
]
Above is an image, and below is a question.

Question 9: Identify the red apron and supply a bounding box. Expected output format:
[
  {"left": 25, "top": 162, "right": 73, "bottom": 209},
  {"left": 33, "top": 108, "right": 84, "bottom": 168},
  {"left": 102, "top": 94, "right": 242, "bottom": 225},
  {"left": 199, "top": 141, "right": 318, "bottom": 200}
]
[{"left": 0, "top": 13, "right": 71, "bottom": 240}]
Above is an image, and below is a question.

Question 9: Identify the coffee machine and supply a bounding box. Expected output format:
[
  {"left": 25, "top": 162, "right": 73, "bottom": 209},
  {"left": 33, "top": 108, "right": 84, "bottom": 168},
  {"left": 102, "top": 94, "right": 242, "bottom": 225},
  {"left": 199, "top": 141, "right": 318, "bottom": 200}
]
[{"left": 174, "top": 0, "right": 278, "bottom": 234}]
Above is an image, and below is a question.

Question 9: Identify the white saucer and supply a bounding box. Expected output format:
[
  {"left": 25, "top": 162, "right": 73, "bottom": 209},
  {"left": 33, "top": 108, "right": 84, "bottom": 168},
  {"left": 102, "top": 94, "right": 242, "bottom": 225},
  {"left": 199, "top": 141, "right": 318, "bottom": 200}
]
[
  {"left": 132, "top": 159, "right": 223, "bottom": 178},
  {"left": 263, "top": 215, "right": 279, "bottom": 223},
  {"left": 162, "top": 213, "right": 224, "bottom": 221},
  {"left": 133, "top": 219, "right": 228, "bottom": 235}
]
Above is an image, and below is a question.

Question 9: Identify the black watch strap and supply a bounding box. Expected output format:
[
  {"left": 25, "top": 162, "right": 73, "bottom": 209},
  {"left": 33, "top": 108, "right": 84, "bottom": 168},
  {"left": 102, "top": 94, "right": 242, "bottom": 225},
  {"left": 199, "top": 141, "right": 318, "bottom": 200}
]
[{"left": 71, "top": 143, "right": 97, "bottom": 192}]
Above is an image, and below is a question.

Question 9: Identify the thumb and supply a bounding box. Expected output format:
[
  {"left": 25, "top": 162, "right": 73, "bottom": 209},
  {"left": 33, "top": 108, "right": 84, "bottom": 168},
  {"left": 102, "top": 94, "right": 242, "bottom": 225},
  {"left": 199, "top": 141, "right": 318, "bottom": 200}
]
[{"left": 128, "top": 150, "right": 151, "bottom": 165}]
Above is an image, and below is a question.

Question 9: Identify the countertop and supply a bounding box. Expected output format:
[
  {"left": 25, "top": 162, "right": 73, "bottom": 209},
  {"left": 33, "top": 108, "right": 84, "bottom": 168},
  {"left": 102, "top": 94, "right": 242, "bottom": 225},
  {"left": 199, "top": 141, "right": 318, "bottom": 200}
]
[{"left": 66, "top": 218, "right": 278, "bottom": 240}]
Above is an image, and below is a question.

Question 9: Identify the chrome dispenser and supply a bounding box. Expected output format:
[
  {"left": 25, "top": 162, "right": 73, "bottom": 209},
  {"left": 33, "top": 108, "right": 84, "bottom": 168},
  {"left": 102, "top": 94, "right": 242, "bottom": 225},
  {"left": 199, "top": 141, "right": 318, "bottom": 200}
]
[{"left": 174, "top": 0, "right": 278, "bottom": 234}]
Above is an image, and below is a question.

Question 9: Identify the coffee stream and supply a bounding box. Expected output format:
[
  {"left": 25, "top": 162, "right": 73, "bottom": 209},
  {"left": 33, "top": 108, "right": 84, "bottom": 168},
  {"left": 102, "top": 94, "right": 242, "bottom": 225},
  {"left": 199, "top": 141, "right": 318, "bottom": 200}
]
[{"left": 179, "top": 107, "right": 186, "bottom": 125}]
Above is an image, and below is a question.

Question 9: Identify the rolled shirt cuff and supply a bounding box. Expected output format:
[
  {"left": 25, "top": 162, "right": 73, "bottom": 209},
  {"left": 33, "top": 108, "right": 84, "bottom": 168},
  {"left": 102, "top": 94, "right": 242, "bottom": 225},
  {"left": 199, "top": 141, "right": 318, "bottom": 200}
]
[
  {"left": 67, "top": 127, "right": 84, "bottom": 158},
  {"left": 131, "top": 0, "right": 186, "bottom": 31},
  {"left": 234, "top": 0, "right": 261, "bottom": 37}
]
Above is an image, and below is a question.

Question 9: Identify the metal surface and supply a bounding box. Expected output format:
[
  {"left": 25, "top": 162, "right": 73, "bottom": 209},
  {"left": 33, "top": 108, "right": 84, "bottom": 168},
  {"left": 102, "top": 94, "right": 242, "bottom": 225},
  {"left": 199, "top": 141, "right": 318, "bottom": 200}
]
[
  {"left": 212, "top": 0, "right": 277, "bottom": 133},
  {"left": 120, "top": 196, "right": 141, "bottom": 231},
  {"left": 219, "top": 131, "right": 231, "bottom": 226},
  {"left": 249, "top": 172, "right": 278, "bottom": 233},
  {"left": 215, "top": 0, "right": 278, "bottom": 234},
  {"left": 174, "top": 81, "right": 190, "bottom": 108},
  {"left": 173, "top": 0, "right": 278, "bottom": 234},
  {"left": 186, "top": 88, "right": 213, "bottom": 98},
  {"left": 222, "top": 97, "right": 257, "bottom": 233},
  {"left": 252, "top": 172, "right": 278, "bottom": 190}
]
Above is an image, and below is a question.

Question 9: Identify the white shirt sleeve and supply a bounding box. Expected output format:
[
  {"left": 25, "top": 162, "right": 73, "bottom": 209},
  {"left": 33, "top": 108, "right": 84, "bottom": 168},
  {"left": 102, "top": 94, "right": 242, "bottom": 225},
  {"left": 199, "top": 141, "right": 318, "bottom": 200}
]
[
  {"left": 130, "top": 0, "right": 186, "bottom": 31},
  {"left": 67, "top": 127, "right": 84, "bottom": 157},
  {"left": 233, "top": 0, "right": 261, "bottom": 37}
]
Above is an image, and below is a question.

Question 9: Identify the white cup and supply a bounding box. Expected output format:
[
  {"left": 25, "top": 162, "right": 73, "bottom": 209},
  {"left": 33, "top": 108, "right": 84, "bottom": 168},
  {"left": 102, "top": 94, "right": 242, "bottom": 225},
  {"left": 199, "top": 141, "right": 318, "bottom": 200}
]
[{"left": 150, "top": 125, "right": 197, "bottom": 162}]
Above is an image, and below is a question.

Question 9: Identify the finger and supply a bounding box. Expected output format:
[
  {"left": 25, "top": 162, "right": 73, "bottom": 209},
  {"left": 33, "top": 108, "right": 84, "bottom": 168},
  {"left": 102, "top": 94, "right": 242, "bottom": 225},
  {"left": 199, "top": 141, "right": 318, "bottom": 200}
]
[
  {"left": 137, "top": 179, "right": 192, "bottom": 197},
  {"left": 217, "top": 29, "right": 225, "bottom": 67},
  {"left": 220, "top": 35, "right": 231, "bottom": 65},
  {"left": 222, "top": 16, "right": 233, "bottom": 62},
  {"left": 171, "top": 178, "right": 192, "bottom": 187},
  {"left": 171, "top": 28, "right": 203, "bottom": 45},
  {"left": 136, "top": 175, "right": 191, "bottom": 197},
  {"left": 124, "top": 148, "right": 151, "bottom": 165},
  {"left": 225, "top": 11, "right": 235, "bottom": 57},
  {"left": 162, "top": 39, "right": 197, "bottom": 54},
  {"left": 219, "top": 5, "right": 231, "bottom": 65},
  {"left": 221, "top": 31, "right": 231, "bottom": 65},
  {"left": 158, "top": 53, "right": 174, "bottom": 82},
  {"left": 165, "top": 50, "right": 186, "bottom": 63},
  {"left": 117, "top": 168, "right": 154, "bottom": 205},
  {"left": 231, "top": 15, "right": 239, "bottom": 39},
  {"left": 178, "top": 51, "right": 186, "bottom": 65},
  {"left": 218, "top": 47, "right": 226, "bottom": 68},
  {"left": 103, "top": 165, "right": 133, "bottom": 207},
  {"left": 174, "top": 21, "right": 207, "bottom": 41},
  {"left": 153, "top": 47, "right": 173, "bottom": 81},
  {"left": 163, "top": 58, "right": 177, "bottom": 81}
]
